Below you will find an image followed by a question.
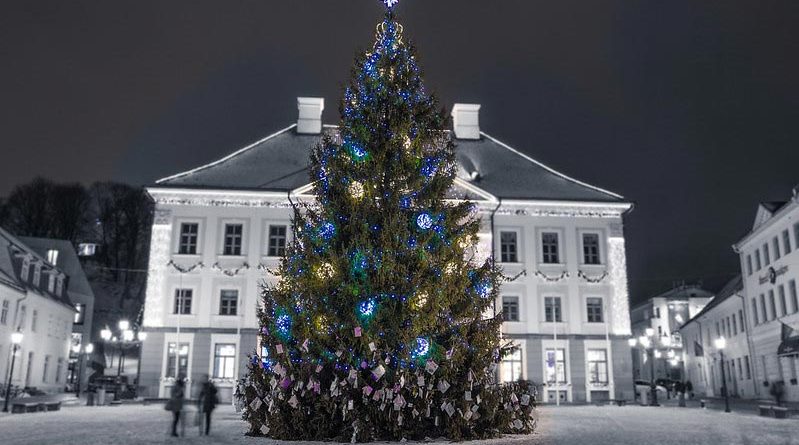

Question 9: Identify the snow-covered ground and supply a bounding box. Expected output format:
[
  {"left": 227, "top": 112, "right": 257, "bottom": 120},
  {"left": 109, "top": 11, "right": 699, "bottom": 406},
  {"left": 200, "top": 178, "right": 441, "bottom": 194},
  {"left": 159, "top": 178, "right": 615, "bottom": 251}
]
[{"left": 0, "top": 403, "right": 796, "bottom": 444}]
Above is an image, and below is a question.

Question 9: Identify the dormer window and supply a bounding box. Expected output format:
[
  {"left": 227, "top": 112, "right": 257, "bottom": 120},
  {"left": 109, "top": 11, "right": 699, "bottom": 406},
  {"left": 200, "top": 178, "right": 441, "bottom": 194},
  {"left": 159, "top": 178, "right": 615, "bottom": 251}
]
[
  {"left": 32, "top": 262, "right": 41, "bottom": 286},
  {"left": 55, "top": 275, "right": 64, "bottom": 297},
  {"left": 47, "top": 249, "right": 59, "bottom": 265},
  {"left": 48, "top": 273, "right": 56, "bottom": 293},
  {"left": 21, "top": 256, "right": 31, "bottom": 281}
]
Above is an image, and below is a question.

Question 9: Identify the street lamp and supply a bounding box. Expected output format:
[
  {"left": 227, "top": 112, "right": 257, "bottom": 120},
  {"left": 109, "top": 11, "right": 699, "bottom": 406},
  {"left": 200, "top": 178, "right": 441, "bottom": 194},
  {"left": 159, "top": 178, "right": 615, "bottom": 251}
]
[
  {"left": 98, "top": 321, "right": 148, "bottom": 400},
  {"left": 714, "top": 336, "right": 731, "bottom": 413},
  {"left": 3, "top": 330, "right": 24, "bottom": 412},
  {"left": 631, "top": 330, "right": 660, "bottom": 406},
  {"left": 75, "top": 343, "right": 94, "bottom": 398}
]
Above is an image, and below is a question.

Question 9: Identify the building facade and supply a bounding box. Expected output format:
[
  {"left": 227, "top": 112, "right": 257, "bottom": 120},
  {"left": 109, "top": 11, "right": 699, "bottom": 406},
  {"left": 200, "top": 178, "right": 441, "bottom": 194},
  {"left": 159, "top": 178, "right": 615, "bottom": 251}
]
[
  {"left": 0, "top": 228, "right": 76, "bottom": 394},
  {"left": 139, "top": 98, "right": 634, "bottom": 403},
  {"left": 19, "top": 237, "right": 95, "bottom": 391},
  {"left": 733, "top": 195, "right": 799, "bottom": 402},
  {"left": 630, "top": 284, "right": 714, "bottom": 381}
]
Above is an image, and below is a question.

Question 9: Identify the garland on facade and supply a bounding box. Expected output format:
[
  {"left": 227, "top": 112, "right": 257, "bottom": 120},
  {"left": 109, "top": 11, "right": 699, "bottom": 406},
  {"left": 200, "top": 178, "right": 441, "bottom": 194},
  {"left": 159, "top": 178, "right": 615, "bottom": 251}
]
[
  {"left": 577, "top": 270, "right": 608, "bottom": 283},
  {"left": 212, "top": 262, "right": 251, "bottom": 277},
  {"left": 166, "top": 259, "right": 204, "bottom": 273},
  {"left": 533, "top": 270, "right": 569, "bottom": 282}
]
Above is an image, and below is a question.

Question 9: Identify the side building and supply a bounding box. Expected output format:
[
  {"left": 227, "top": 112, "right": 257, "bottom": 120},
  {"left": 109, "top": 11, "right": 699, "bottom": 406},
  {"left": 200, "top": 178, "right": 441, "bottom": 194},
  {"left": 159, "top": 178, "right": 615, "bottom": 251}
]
[
  {"left": 0, "top": 228, "right": 76, "bottom": 394},
  {"left": 139, "top": 98, "right": 635, "bottom": 403},
  {"left": 19, "top": 237, "right": 96, "bottom": 392},
  {"left": 733, "top": 194, "right": 799, "bottom": 402},
  {"left": 630, "top": 284, "right": 713, "bottom": 382}
]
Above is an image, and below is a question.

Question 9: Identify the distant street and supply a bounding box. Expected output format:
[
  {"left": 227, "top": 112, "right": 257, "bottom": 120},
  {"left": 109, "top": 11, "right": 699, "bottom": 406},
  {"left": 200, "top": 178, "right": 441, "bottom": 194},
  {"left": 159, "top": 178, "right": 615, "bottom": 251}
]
[{"left": 1, "top": 402, "right": 798, "bottom": 445}]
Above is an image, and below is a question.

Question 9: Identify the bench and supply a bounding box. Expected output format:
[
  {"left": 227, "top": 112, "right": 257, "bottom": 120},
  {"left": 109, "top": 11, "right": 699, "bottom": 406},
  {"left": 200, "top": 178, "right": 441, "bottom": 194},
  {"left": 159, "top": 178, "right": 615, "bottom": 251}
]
[
  {"left": 44, "top": 401, "right": 61, "bottom": 411},
  {"left": 11, "top": 400, "right": 62, "bottom": 413},
  {"left": 611, "top": 399, "right": 627, "bottom": 406},
  {"left": 772, "top": 406, "right": 790, "bottom": 419},
  {"left": 758, "top": 405, "right": 772, "bottom": 417}
]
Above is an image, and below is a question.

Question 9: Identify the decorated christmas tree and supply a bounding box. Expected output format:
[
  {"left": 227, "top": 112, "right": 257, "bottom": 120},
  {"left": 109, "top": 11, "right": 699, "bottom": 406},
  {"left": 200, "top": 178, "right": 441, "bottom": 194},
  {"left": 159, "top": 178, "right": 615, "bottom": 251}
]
[{"left": 240, "top": 2, "right": 535, "bottom": 441}]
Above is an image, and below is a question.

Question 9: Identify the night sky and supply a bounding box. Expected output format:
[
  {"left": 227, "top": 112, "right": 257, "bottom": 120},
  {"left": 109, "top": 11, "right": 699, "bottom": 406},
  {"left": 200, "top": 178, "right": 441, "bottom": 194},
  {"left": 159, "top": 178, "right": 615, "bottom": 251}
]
[{"left": 2, "top": 1, "right": 798, "bottom": 304}]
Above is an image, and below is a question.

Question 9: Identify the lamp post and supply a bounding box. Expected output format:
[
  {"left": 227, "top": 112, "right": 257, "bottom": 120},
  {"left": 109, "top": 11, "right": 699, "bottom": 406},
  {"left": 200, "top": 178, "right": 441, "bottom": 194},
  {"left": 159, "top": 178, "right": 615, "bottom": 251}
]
[
  {"left": 74, "top": 343, "right": 94, "bottom": 398},
  {"left": 630, "top": 327, "right": 660, "bottom": 406},
  {"left": 99, "top": 320, "right": 146, "bottom": 400},
  {"left": 3, "top": 330, "right": 24, "bottom": 412},
  {"left": 715, "top": 336, "right": 731, "bottom": 413}
]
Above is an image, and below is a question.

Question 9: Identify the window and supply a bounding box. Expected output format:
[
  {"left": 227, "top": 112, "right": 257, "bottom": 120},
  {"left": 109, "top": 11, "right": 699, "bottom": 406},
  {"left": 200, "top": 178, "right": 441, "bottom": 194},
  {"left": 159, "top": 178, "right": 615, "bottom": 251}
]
[
  {"left": 21, "top": 257, "right": 30, "bottom": 281},
  {"left": 31, "top": 310, "right": 37, "bottom": 332},
  {"left": 746, "top": 255, "right": 753, "bottom": 276},
  {"left": 178, "top": 223, "right": 199, "bottom": 255},
  {"left": 499, "top": 231, "right": 518, "bottom": 263},
  {"left": 658, "top": 325, "right": 663, "bottom": 336},
  {"left": 760, "top": 294, "right": 768, "bottom": 322},
  {"left": 46, "top": 249, "right": 59, "bottom": 265},
  {"left": 213, "top": 344, "right": 237, "bottom": 379},
  {"left": 773, "top": 237, "right": 781, "bottom": 260},
  {"left": 166, "top": 343, "right": 189, "bottom": 378},
  {"left": 223, "top": 224, "right": 243, "bottom": 256},
  {"left": 715, "top": 322, "right": 720, "bottom": 337},
  {"left": 739, "top": 309, "right": 745, "bottom": 332},
  {"left": 582, "top": 233, "right": 601, "bottom": 265},
  {"left": 33, "top": 263, "right": 41, "bottom": 286},
  {"left": 737, "top": 358, "right": 743, "bottom": 380},
  {"left": 174, "top": 289, "right": 192, "bottom": 315},
  {"left": 500, "top": 348, "right": 523, "bottom": 382},
  {"left": 779, "top": 285, "right": 787, "bottom": 317},
  {"left": 769, "top": 290, "right": 778, "bottom": 319},
  {"left": 0, "top": 300, "right": 8, "bottom": 325},
  {"left": 43, "top": 355, "right": 51, "bottom": 382},
  {"left": 18, "top": 305, "right": 26, "bottom": 330},
  {"left": 587, "top": 349, "right": 608, "bottom": 384},
  {"left": 502, "top": 296, "right": 519, "bottom": 322},
  {"left": 752, "top": 298, "right": 760, "bottom": 325},
  {"left": 545, "top": 349, "right": 566, "bottom": 383},
  {"left": 763, "top": 243, "right": 770, "bottom": 266},
  {"left": 656, "top": 307, "right": 661, "bottom": 318},
  {"left": 745, "top": 356, "right": 751, "bottom": 379},
  {"left": 56, "top": 358, "right": 64, "bottom": 383},
  {"left": 732, "top": 316, "right": 737, "bottom": 336},
  {"left": 784, "top": 229, "right": 793, "bottom": 254},
  {"left": 795, "top": 223, "right": 799, "bottom": 252},
  {"left": 48, "top": 274, "right": 56, "bottom": 293},
  {"left": 219, "top": 290, "right": 238, "bottom": 316},
  {"left": 755, "top": 249, "right": 762, "bottom": 271},
  {"left": 789, "top": 280, "right": 798, "bottom": 314},
  {"left": 586, "top": 297, "right": 603, "bottom": 323},
  {"left": 55, "top": 276, "right": 64, "bottom": 297},
  {"left": 544, "top": 297, "right": 562, "bottom": 322},
  {"left": 267, "top": 225, "right": 287, "bottom": 257},
  {"left": 74, "top": 303, "right": 85, "bottom": 325},
  {"left": 541, "top": 232, "right": 560, "bottom": 264}
]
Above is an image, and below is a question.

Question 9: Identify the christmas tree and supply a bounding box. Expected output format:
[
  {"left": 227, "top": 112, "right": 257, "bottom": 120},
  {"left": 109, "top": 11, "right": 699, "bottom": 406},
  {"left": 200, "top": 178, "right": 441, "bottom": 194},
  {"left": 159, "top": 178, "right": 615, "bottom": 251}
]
[{"left": 240, "top": 2, "right": 535, "bottom": 441}]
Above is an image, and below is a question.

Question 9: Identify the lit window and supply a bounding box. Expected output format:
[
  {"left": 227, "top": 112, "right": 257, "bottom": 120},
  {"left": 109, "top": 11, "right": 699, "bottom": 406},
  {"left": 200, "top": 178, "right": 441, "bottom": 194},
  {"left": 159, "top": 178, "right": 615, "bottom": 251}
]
[
  {"left": 545, "top": 349, "right": 566, "bottom": 384},
  {"left": 544, "top": 297, "right": 562, "bottom": 322},
  {"left": 267, "top": 225, "right": 287, "bottom": 257},
  {"left": 586, "top": 297, "right": 603, "bottom": 323},
  {"left": 178, "top": 223, "right": 199, "bottom": 255},
  {"left": 219, "top": 290, "right": 238, "bottom": 316},
  {"left": 74, "top": 303, "right": 85, "bottom": 325},
  {"left": 502, "top": 296, "right": 519, "bottom": 322},
  {"left": 587, "top": 349, "right": 608, "bottom": 384},
  {"left": 541, "top": 232, "right": 559, "bottom": 264},
  {"left": 166, "top": 343, "right": 189, "bottom": 378},
  {"left": 582, "top": 233, "right": 601, "bottom": 265},
  {"left": 223, "top": 224, "right": 243, "bottom": 256},
  {"left": 500, "top": 347, "right": 523, "bottom": 382},
  {"left": 213, "top": 344, "right": 237, "bottom": 379},
  {"left": 500, "top": 231, "right": 518, "bottom": 263},
  {"left": 46, "top": 249, "right": 59, "bottom": 265},
  {"left": 174, "top": 289, "right": 192, "bottom": 315}
]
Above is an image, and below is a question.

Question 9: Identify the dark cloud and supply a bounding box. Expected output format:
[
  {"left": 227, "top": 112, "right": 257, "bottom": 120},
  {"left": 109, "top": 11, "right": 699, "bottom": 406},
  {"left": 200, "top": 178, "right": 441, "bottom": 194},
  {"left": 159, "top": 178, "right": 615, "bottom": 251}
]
[{"left": 2, "top": 0, "right": 798, "bottom": 302}]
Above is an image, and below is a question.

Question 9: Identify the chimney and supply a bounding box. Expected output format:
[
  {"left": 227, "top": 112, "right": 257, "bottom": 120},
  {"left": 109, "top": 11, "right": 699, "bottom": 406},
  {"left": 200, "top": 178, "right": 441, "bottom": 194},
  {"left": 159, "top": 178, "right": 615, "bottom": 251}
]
[
  {"left": 297, "top": 97, "right": 325, "bottom": 134},
  {"left": 451, "top": 103, "right": 481, "bottom": 140}
]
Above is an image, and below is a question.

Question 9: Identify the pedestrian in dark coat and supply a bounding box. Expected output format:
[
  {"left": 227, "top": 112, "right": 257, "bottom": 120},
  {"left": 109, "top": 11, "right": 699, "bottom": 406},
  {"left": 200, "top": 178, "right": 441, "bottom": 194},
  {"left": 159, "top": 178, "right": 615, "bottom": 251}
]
[
  {"left": 166, "top": 377, "right": 186, "bottom": 437},
  {"left": 198, "top": 375, "right": 219, "bottom": 435}
]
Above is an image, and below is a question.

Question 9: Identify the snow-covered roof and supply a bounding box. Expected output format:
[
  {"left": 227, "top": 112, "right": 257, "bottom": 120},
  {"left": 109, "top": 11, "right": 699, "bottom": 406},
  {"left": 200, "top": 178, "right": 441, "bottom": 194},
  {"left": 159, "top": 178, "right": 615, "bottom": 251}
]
[
  {"left": 155, "top": 124, "right": 626, "bottom": 203},
  {"left": 19, "top": 237, "right": 95, "bottom": 300}
]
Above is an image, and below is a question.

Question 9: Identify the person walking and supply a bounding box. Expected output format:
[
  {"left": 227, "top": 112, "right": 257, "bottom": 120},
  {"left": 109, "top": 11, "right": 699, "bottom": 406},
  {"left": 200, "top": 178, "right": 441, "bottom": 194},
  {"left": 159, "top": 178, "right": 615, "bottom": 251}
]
[
  {"left": 198, "top": 375, "right": 218, "bottom": 435},
  {"left": 166, "top": 376, "right": 186, "bottom": 437}
]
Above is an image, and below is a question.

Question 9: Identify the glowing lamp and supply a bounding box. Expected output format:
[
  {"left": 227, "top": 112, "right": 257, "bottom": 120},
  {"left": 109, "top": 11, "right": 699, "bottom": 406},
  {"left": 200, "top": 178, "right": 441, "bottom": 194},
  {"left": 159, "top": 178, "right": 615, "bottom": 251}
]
[
  {"left": 714, "top": 337, "right": 726, "bottom": 350},
  {"left": 627, "top": 338, "right": 637, "bottom": 347},
  {"left": 645, "top": 328, "right": 655, "bottom": 337},
  {"left": 11, "top": 331, "right": 24, "bottom": 344},
  {"left": 137, "top": 331, "right": 148, "bottom": 342},
  {"left": 118, "top": 320, "right": 130, "bottom": 331},
  {"left": 85, "top": 343, "right": 94, "bottom": 354},
  {"left": 122, "top": 329, "right": 134, "bottom": 342},
  {"left": 100, "top": 328, "right": 112, "bottom": 341}
]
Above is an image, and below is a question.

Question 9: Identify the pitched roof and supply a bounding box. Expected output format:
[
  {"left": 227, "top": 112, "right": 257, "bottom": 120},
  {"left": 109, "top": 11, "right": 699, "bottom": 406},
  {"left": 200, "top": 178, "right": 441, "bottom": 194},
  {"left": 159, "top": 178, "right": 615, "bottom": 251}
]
[
  {"left": 155, "top": 124, "right": 627, "bottom": 203},
  {"left": 19, "top": 237, "right": 95, "bottom": 299},
  {"left": 680, "top": 275, "right": 743, "bottom": 330},
  {"left": 0, "top": 227, "right": 75, "bottom": 309}
]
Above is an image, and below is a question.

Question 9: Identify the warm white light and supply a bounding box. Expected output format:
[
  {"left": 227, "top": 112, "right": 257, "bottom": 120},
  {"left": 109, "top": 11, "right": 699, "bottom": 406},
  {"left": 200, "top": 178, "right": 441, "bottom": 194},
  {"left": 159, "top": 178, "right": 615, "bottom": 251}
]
[
  {"left": 661, "top": 336, "right": 672, "bottom": 347},
  {"left": 639, "top": 336, "right": 651, "bottom": 349},
  {"left": 100, "top": 328, "right": 112, "bottom": 341},
  {"left": 654, "top": 350, "right": 662, "bottom": 359},
  {"left": 669, "top": 358, "right": 679, "bottom": 367},
  {"left": 714, "top": 337, "right": 726, "bottom": 350},
  {"left": 143, "top": 223, "right": 172, "bottom": 327},
  {"left": 628, "top": 338, "right": 637, "bottom": 347},
  {"left": 85, "top": 343, "right": 94, "bottom": 354},
  {"left": 667, "top": 349, "right": 675, "bottom": 358},
  {"left": 348, "top": 181, "right": 365, "bottom": 200},
  {"left": 72, "top": 345, "right": 81, "bottom": 354},
  {"left": 122, "top": 329, "right": 134, "bottom": 342},
  {"left": 11, "top": 331, "right": 24, "bottom": 344},
  {"left": 608, "top": 237, "right": 632, "bottom": 335},
  {"left": 137, "top": 331, "right": 148, "bottom": 342},
  {"left": 118, "top": 320, "right": 130, "bottom": 331},
  {"left": 645, "top": 328, "right": 655, "bottom": 337}
]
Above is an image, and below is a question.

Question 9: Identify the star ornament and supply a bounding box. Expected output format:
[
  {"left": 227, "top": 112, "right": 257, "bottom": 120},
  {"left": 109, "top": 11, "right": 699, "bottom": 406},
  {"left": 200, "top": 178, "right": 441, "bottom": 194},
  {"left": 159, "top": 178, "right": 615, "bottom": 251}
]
[{"left": 382, "top": 0, "right": 400, "bottom": 8}]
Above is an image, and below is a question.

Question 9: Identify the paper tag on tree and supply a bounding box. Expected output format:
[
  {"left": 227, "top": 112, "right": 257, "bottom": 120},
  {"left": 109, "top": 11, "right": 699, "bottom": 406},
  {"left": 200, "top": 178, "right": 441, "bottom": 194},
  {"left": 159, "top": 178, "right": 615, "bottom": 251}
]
[
  {"left": 260, "top": 425, "right": 270, "bottom": 435},
  {"left": 464, "top": 391, "right": 472, "bottom": 401},
  {"left": 521, "top": 394, "right": 530, "bottom": 406},
  {"left": 425, "top": 360, "right": 439, "bottom": 374},
  {"left": 371, "top": 365, "right": 386, "bottom": 381},
  {"left": 437, "top": 379, "right": 450, "bottom": 393},
  {"left": 348, "top": 400, "right": 354, "bottom": 410},
  {"left": 369, "top": 342, "right": 376, "bottom": 351},
  {"left": 301, "top": 339, "right": 309, "bottom": 351},
  {"left": 288, "top": 394, "right": 299, "bottom": 408},
  {"left": 249, "top": 397, "right": 263, "bottom": 411},
  {"left": 354, "top": 327, "right": 362, "bottom": 337},
  {"left": 276, "top": 344, "right": 284, "bottom": 354}
]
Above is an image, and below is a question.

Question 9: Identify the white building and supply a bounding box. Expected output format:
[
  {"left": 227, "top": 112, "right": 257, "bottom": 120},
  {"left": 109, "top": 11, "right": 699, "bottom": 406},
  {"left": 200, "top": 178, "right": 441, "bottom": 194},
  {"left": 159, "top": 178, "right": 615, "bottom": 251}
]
[
  {"left": 140, "top": 98, "right": 634, "bottom": 403},
  {"left": 733, "top": 194, "right": 799, "bottom": 402},
  {"left": 0, "top": 228, "right": 76, "bottom": 394},
  {"left": 630, "top": 284, "right": 714, "bottom": 381},
  {"left": 679, "top": 276, "right": 760, "bottom": 399}
]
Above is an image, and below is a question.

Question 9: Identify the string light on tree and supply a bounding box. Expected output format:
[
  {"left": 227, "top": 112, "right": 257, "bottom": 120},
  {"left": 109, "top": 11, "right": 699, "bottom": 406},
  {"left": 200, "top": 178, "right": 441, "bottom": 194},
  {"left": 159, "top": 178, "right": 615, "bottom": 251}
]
[
  {"left": 416, "top": 212, "right": 433, "bottom": 230},
  {"left": 349, "top": 181, "right": 365, "bottom": 200},
  {"left": 382, "top": 0, "right": 400, "bottom": 9}
]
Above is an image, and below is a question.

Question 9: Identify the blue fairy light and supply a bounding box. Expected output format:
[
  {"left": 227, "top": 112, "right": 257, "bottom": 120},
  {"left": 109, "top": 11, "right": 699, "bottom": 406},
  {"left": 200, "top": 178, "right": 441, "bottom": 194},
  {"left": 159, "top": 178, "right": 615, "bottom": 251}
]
[
  {"left": 416, "top": 212, "right": 433, "bottom": 230},
  {"left": 275, "top": 313, "right": 292, "bottom": 338},
  {"left": 411, "top": 337, "right": 430, "bottom": 359},
  {"left": 318, "top": 221, "right": 336, "bottom": 241},
  {"left": 345, "top": 137, "right": 369, "bottom": 162},
  {"left": 421, "top": 157, "right": 439, "bottom": 178},
  {"left": 400, "top": 196, "right": 412, "bottom": 209},
  {"left": 358, "top": 298, "right": 377, "bottom": 317},
  {"left": 382, "top": 0, "right": 399, "bottom": 8}
]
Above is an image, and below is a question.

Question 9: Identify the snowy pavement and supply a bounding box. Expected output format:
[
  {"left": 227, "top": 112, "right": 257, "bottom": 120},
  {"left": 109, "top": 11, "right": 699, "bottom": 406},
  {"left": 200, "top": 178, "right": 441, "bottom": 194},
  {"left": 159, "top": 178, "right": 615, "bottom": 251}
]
[{"left": 0, "top": 402, "right": 796, "bottom": 444}]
